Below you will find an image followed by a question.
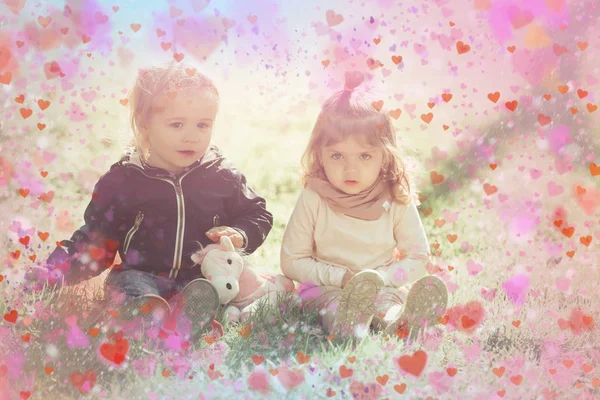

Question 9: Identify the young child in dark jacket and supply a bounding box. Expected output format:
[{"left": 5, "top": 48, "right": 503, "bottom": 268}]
[{"left": 26, "top": 63, "right": 273, "bottom": 348}]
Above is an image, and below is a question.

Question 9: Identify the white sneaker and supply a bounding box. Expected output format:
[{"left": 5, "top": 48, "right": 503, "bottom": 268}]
[
  {"left": 333, "top": 270, "right": 384, "bottom": 339},
  {"left": 384, "top": 275, "right": 448, "bottom": 340}
]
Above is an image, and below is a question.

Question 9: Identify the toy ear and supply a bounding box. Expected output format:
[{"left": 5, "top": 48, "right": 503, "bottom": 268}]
[
  {"left": 219, "top": 236, "right": 235, "bottom": 252},
  {"left": 191, "top": 251, "right": 203, "bottom": 265}
]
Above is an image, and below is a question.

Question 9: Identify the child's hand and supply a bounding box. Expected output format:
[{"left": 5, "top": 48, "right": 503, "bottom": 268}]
[
  {"left": 341, "top": 271, "right": 355, "bottom": 288},
  {"left": 206, "top": 226, "right": 244, "bottom": 249}
]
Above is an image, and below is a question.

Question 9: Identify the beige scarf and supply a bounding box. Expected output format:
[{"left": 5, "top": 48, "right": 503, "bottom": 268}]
[{"left": 306, "top": 177, "right": 392, "bottom": 221}]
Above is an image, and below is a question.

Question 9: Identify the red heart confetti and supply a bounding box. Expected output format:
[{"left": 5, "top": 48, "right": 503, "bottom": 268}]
[
  {"left": 251, "top": 354, "right": 265, "bottom": 365},
  {"left": 397, "top": 350, "right": 427, "bottom": 377},
  {"left": 70, "top": 370, "right": 97, "bottom": 394},
  {"left": 394, "top": 383, "right": 407, "bottom": 394},
  {"left": 4, "top": 310, "right": 18, "bottom": 324},
  {"left": 99, "top": 336, "right": 129, "bottom": 365},
  {"left": 339, "top": 365, "right": 353, "bottom": 378}
]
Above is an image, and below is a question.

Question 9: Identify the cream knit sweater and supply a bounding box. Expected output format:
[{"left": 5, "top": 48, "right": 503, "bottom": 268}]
[{"left": 280, "top": 188, "right": 431, "bottom": 289}]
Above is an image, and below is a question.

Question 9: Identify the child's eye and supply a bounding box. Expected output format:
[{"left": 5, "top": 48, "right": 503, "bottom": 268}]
[
  {"left": 360, "top": 153, "right": 372, "bottom": 160},
  {"left": 170, "top": 122, "right": 183, "bottom": 128},
  {"left": 198, "top": 122, "right": 211, "bottom": 129},
  {"left": 331, "top": 153, "right": 343, "bottom": 160}
]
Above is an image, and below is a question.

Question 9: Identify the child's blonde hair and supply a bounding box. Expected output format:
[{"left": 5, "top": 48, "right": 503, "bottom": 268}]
[
  {"left": 127, "top": 62, "right": 220, "bottom": 162},
  {"left": 301, "top": 71, "right": 420, "bottom": 206}
]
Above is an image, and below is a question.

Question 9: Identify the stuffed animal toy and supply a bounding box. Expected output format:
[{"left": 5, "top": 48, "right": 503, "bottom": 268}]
[
  {"left": 191, "top": 236, "right": 295, "bottom": 323},
  {"left": 190, "top": 236, "right": 243, "bottom": 305}
]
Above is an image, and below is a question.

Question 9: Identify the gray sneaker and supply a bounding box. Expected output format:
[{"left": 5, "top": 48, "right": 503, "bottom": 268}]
[
  {"left": 384, "top": 275, "right": 448, "bottom": 340},
  {"left": 333, "top": 270, "right": 384, "bottom": 339},
  {"left": 172, "top": 279, "right": 220, "bottom": 343}
]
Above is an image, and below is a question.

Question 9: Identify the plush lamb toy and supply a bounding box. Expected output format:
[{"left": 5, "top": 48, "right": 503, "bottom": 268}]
[
  {"left": 190, "top": 236, "right": 243, "bottom": 305},
  {"left": 191, "top": 236, "right": 295, "bottom": 323}
]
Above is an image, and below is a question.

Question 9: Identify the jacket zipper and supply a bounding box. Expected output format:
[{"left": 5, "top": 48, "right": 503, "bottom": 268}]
[
  {"left": 126, "top": 164, "right": 198, "bottom": 280},
  {"left": 123, "top": 211, "right": 144, "bottom": 255},
  {"left": 170, "top": 178, "right": 185, "bottom": 279}
]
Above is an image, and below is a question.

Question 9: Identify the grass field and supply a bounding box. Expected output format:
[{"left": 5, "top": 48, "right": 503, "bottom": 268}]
[
  {"left": 1, "top": 0, "right": 600, "bottom": 396},
  {"left": 1, "top": 110, "right": 599, "bottom": 399}
]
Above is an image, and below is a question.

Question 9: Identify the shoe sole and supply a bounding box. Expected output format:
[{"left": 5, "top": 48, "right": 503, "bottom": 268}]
[
  {"left": 179, "top": 279, "right": 220, "bottom": 342},
  {"left": 334, "top": 270, "right": 384, "bottom": 339},
  {"left": 384, "top": 275, "right": 448, "bottom": 338}
]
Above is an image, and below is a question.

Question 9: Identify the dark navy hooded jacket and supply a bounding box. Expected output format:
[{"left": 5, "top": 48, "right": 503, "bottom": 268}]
[{"left": 45, "top": 145, "right": 273, "bottom": 284}]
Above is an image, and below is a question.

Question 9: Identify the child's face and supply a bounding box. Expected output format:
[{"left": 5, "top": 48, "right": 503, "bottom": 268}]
[
  {"left": 141, "top": 90, "right": 218, "bottom": 174},
  {"left": 320, "top": 135, "right": 384, "bottom": 194}
]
